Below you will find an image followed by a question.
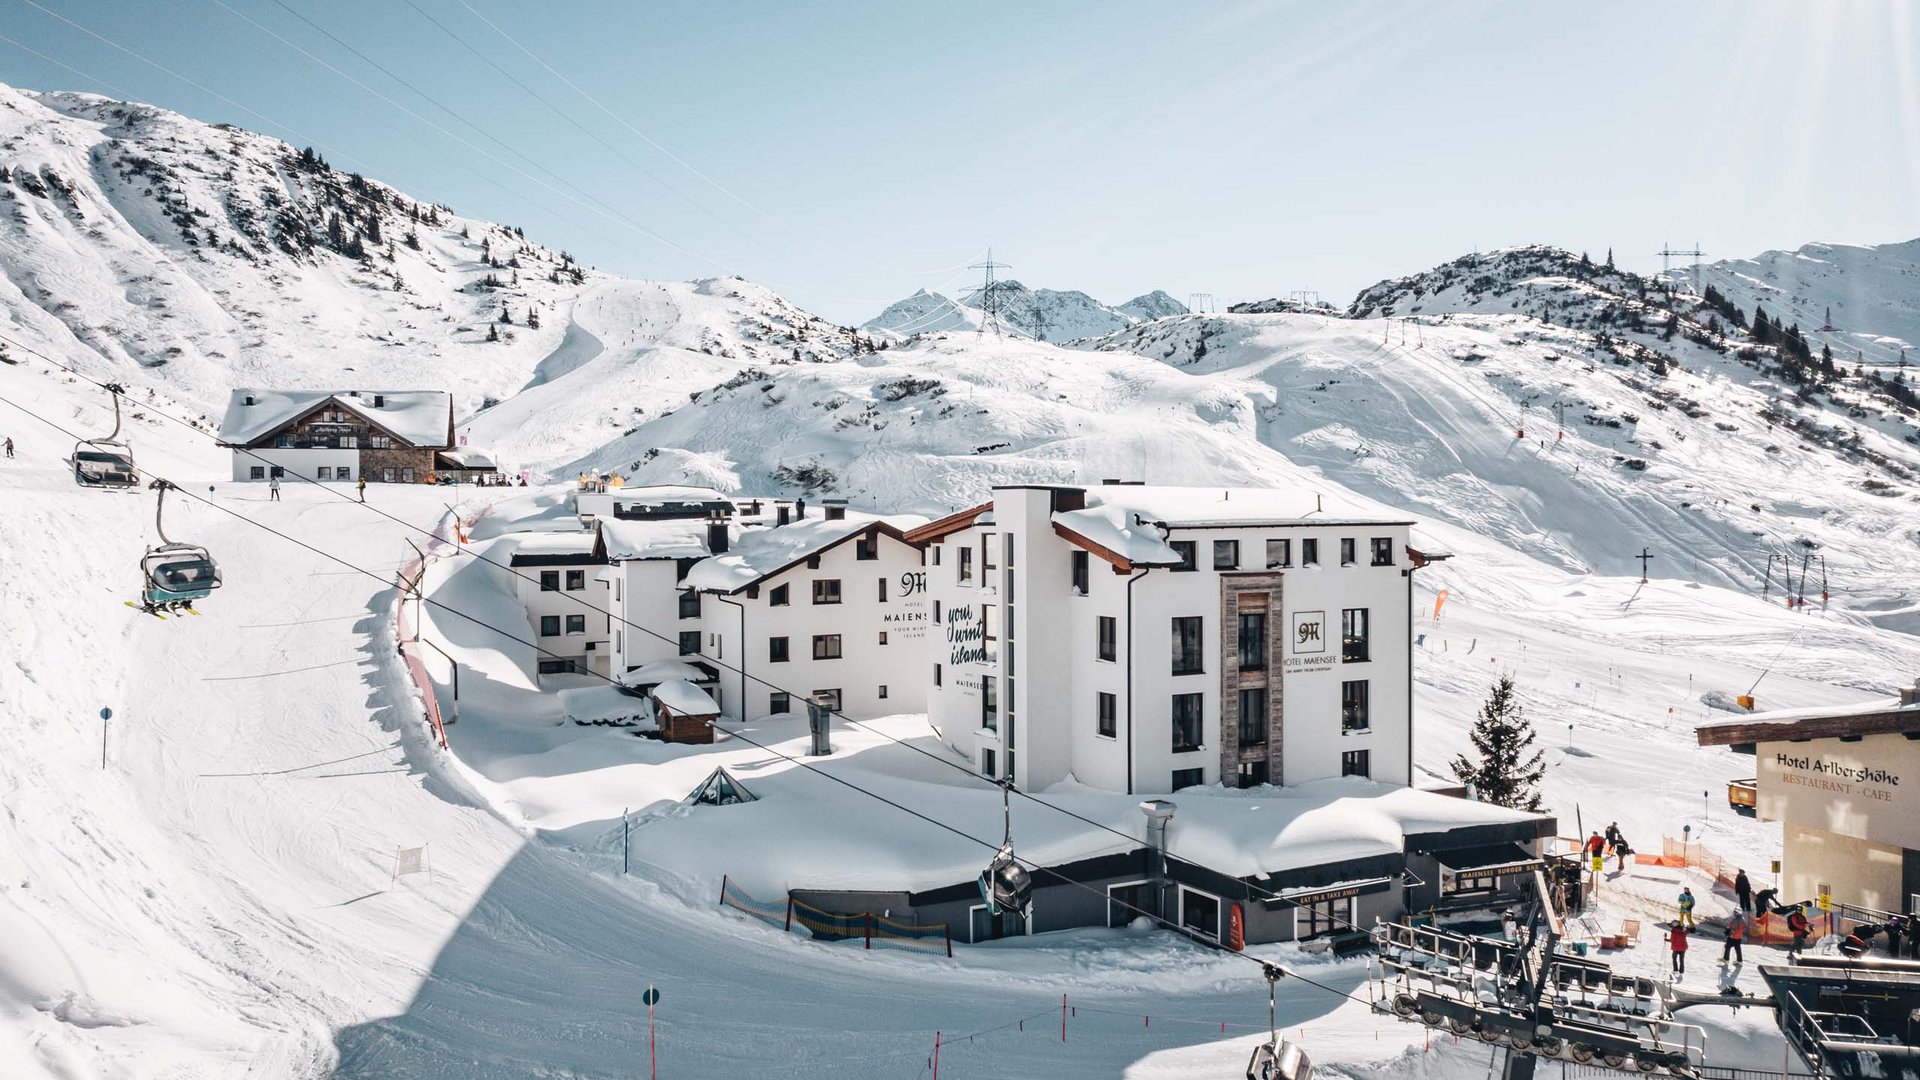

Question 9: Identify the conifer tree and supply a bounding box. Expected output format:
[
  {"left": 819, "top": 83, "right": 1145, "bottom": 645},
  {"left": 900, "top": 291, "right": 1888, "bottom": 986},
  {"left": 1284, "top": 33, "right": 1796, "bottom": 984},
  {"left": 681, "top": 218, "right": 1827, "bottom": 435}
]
[
  {"left": 1605, "top": 247, "right": 1615, "bottom": 270},
  {"left": 486, "top": 322, "right": 500, "bottom": 343},
  {"left": 500, "top": 304, "right": 512, "bottom": 325},
  {"left": 1450, "top": 674, "right": 1546, "bottom": 811},
  {"left": 526, "top": 307, "right": 540, "bottom": 329}
]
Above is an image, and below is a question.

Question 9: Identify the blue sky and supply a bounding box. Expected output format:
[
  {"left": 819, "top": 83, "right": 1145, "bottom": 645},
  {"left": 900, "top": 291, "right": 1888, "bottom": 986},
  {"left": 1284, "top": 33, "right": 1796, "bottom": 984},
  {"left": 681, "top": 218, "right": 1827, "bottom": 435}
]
[{"left": 3, "top": 0, "right": 1917, "bottom": 323}]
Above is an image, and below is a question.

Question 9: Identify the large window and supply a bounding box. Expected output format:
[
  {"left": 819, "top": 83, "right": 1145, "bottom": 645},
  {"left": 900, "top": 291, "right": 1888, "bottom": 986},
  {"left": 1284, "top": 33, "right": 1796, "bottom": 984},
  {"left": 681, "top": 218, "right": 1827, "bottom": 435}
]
[
  {"left": 1108, "top": 881, "right": 1152, "bottom": 928},
  {"left": 812, "top": 579, "right": 842, "bottom": 605},
  {"left": 769, "top": 584, "right": 789, "bottom": 606},
  {"left": 1302, "top": 538, "right": 1320, "bottom": 566},
  {"left": 540, "top": 571, "right": 559, "bottom": 592},
  {"left": 1237, "top": 612, "right": 1267, "bottom": 670},
  {"left": 1342, "top": 680, "right": 1370, "bottom": 733},
  {"left": 1171, "top": 693, "right": 1203, "bottom": 752},
  {"left": 1171, "top": 617, "right": 1204, "bottom": 675},
  {"left": 1298, "top": 895, "right": 1354, "bottom": 939},
  {"left": 1340, "top": 538, "right": 1357, "bottom": 566},
  {"left": 679, "top": 590, "right": 701, "bottom": 618},
  {"left": 537, "top": 658, "right": 575, "bottom": 675},
  {"left": 1342, "top": 608, "right": 1369, "bottom": 662},
  {"left": 769, "top": 636, "right": 790, "bottom": 663},
  {"left": 1097, "top": 692, "right": 1117, "bottom": 738},
  {"left": 1266, "top": 538, "right": 1291, "bottom": 569},
  {"left": 1238, "top": 688, "right": 1267, "bottom": 747},
  {"left": 679, "top": 630, "right": 701, "bottom": 656},
  {"left": 1071, "top": 550, "right": 1089, "bottom": 594},
  {"left": 983, "top": 675, "right": 998, "bottom": 731},
  {"left": 539, "top": 615, "right": 560, "bottom": 637},
  {"left": 566, "top": 570, "right": 585, "bottom": 591},
  {"left": 1097, "top": 616, "right": 1118, "bottom": 662},
  {"left": 1213, "top": 540, "right": 1239, "bottom": 570},
  {"left": 812, "top": 634, "right": 843, "bottom": 660},
  {"left": 958, "top": 546, "right": 974, "bottom": 584},
  {"left": 1171, "top": 767, "right": 1205, "bottom": 792},
  {"left": 1169, "top": 540, "right": 1197, "bottom": 571},
  {"left": 1179, "top": 887, "right": 1221, "bottom": 943},
  {"left": 1342, "top": 749, "right": 1371, "bottom": 778},
  {"left": 1371, "top": 537, "right": 1395, "bottom": 566},
  {"left": 565, "top": 614, "right": 586, "bottom": 635}
]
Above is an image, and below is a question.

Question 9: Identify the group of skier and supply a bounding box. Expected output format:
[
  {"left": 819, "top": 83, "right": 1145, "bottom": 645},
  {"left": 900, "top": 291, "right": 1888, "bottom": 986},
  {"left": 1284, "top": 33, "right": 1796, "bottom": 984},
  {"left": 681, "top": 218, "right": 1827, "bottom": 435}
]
[{"left": 1663, "top": 864, "right": 1920, "bottom": 977}]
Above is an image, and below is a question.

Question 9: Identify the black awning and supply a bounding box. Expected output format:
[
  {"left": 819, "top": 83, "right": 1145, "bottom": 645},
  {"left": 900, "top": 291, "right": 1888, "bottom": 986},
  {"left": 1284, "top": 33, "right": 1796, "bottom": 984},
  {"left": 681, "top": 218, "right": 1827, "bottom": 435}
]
[{"left": 1436, "top": 842, "right": 1540, "bottom": 875}]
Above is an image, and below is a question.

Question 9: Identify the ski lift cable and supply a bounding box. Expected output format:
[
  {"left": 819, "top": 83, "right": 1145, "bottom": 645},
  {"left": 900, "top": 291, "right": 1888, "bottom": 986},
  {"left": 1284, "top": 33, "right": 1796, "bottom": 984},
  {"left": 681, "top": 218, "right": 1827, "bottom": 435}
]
[
  {"left": 2, "top": 333, "right": 1372, "bottom": 934},
  {"left": 415, "top": 0, "right": 983, "bottom": 280},
  {"left": 2, "top": 386, "right": 1378, "bottom": 1012},
  {"left": 0, "top": 28, "right": 138, "bottom": 99}
]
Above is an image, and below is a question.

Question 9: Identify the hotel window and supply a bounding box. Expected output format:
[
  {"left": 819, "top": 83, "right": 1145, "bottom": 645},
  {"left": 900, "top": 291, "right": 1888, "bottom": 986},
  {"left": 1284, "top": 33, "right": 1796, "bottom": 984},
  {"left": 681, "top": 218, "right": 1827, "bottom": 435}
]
[
  {"left": 878, "top": 684, "right": 889, "bottom": 700},
  {"left": 539, "top": 615, "right": 560, "bottom": 637},
  {"left": 369, "top": 434, "right": 391, "bottom": 449},
  {"left": 1342, "top": 608, "right": 1369, "bottom": 662},
  {"left": 1169, "top": 540, "right": 1197, "bottom": 571},
  {"left": 679, "top": 630, "right": 700, "bottom": 656},
  {"left": 769, "top": 584, "right": 789, "bottom": 606},
  {"left": 679, "top": 590, "right": 701, "bottom": 618},
  {"left": 856, "top": 534, "right": 878, "bottom": 560},
  {"left": 1371, "top": 537, "right": 1395, "bottom": 566},
  {"left": 879, "top": 631, "right": 889, "bottom": 645},
  {"left": 566, "top": 570, "right": 586, "bottom": 591},
  {"left": 1340, "top": 538, "right": 1357, "bottom": 566},
  {"left": 1171, "top": 693, "right": 1204, "bottom": 752},
  {"left": 1342, "top": 680, "right": 1370, "bottom": 732},
  {"left": 1342, "top": 749, "right": 1371, "bottom": 778},
  {"left": 877, "top": 577, "right": 887, "bottom": 602},
  {"left": 270, "top": 465, "right": 285, "bottom": 478},
  {"left": 933, "top": 600, "right": 942, "bottom": 623},
  {"left": 1097, "top": 616, "right": 1117, "bottom": 662},
  {"left": 1213, "top": 540, "right": 1239, "bottom": 570},
  {"left": 1171, "top": 767, "right": 1205, "bottom": 792},
  {"left": 982, "top": 534, "right": 997, "bottom": 572},
  {"left": 1267, "top": 538, "right": 1291, "bottom": 568},
  {"left": 812, "top": 579, "right": 842, "bottom": 605},
  {"left": 250, "top": 466, "right": 266, "bottom": 480},
  {"left": 537, "top": 659, "right": 572, "bottom": 675},
  {"left": 958, "top": 546, "right": 974, "bottom": 584},
  {"left": 540, "top": 571, "right": 559, "bottom": 592},
  {"left": 1097, "top": 692, "right": 1117, "bottom": 738},
  {"left": 382, "top": 468, "right": 395, "bottom": 483},
  {"left": 1302, "top": 538, "right": 1319, "bottom": 566},
  {"left": 565, "top": 614, "right": 585, "bottom": 634},
  {"left": 1071, "top": 550, "right": 1089, "bottom": 594},
  {"left": 983, "top": 603, "right": 997, "bottom": 642},
  {"left": 769, "top": 636, "right": 790, "bottom": 663},
  {"left": 1171, "top": 616, "right": 1204, "bottom": 675},
  {"left": 983, "top": 675, "right": 998, "bottom": 731},
  {"left": 769, "top": 692, "right": 790, "bottom": 715},
  {"left": 316, "top": 466, "right": 332, "bottom": 480},
  {"left": 814, "top": 689, "right": 843, "bottom": 712},
  {"left": 931, "top": 546, "right": 941, "bottom": 566},
  {"left": 934, "top": 663, "right": 942, "bottom": 687},
  {"left": 812, "top": 634, "right": 843, "bottom": 660},
  {"left": 339, "top": 435, "right": 357, "bottom": 450},
  {"left": 400, "top": 468, "right": 414, "bottom": 484},
  {"left": 1237, "top": 688, "right": 1267, "bottom": 747},
  {"left": 1237, "top": 612, "right": 1267, "bottom": 671},
  {"left": 1237, "top": 761, "right": 1268, "bottom": 788}
]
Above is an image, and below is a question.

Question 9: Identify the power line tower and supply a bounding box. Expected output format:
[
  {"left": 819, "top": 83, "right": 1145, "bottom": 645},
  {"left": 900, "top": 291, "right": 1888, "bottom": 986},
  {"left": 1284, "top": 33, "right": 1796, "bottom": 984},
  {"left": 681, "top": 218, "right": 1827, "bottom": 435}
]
[
  {"left": 1658, "top": 240, "right": 1706, "bottom": 295},
  {"left": 1028, "top": 291, "right": 1050, "bottom": 342},
  {"left": 970, "top": 249, "right": 1012, "bottom": 337},
  {"left": 1188, "top": 292, "right": 1214, "bottom": 314},
  {"left": 1289, "top": 289, "right": 1320, "bottom": 310}
]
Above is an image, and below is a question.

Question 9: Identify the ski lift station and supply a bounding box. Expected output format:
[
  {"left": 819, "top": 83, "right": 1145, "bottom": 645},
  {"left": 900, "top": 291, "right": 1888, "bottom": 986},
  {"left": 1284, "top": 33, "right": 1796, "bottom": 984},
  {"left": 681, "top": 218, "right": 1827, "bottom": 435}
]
[
  {"left": 462, "top": 480, "right": 1556, "bottom": 949},
  {"left": 1696, "top": 683, "right": 1920, "bottom": 916}
]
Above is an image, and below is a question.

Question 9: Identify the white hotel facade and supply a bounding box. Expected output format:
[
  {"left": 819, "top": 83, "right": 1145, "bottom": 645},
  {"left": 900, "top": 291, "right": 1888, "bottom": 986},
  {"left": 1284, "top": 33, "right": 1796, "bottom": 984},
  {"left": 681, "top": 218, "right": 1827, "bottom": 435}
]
[{"left": 911, "top": 483, "right": 1430, "bottom": 795}]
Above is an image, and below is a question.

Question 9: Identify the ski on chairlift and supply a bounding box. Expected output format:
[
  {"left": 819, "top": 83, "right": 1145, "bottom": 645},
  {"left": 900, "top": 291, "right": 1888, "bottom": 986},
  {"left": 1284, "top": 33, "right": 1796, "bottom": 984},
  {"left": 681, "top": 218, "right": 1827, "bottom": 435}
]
[{"left": 73, "top": 382, "right": 139, "bottom": 489}]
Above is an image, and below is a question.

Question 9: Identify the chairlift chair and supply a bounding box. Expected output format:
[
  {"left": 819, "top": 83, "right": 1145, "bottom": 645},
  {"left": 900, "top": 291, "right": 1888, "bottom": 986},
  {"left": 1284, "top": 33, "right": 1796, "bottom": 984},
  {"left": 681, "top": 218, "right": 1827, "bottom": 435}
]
[
  {"left": 140, "top": 480, "right": 221, "bottom": 613},
  {"left": 1248, "top": 965, "right": 1314, "bottom": 1080},
  {"left": 73, "top": 382, "right": 139, "bottom": 489},
  {"left": 978, "top": 780, "right": 1034, "bottom": 918}
]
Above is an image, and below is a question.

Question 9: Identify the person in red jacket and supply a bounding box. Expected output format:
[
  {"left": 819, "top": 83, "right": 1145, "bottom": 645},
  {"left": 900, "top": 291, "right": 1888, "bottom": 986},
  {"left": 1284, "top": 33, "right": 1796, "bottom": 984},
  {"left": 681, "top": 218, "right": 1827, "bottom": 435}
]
[
  {"left": 1721, "top": 912, "right": 1747, "bottom": 964},
  {"left": 1669, "top": 922, "right": 1689, "bottom": 977},
  {"left": 1585, "top": 831, "right": 1606, "bottom": 858}
]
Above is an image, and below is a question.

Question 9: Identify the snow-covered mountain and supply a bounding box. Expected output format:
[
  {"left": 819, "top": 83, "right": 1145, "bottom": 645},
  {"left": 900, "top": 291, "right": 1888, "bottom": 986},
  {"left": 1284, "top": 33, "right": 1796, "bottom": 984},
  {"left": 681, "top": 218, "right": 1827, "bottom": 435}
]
[
  {"left": 1675, "top": 237, "right": 1920, "bottom": 368},
  {"left": 862, "top": 281, "right": 1185, "bottom": 342}
]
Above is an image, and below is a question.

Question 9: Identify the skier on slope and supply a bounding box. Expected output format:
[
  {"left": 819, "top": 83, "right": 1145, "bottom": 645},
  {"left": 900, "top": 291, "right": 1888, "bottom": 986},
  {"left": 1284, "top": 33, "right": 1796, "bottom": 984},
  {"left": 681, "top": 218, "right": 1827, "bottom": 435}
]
[
  {"left": 1721, "top": 910, "right": 1747, "bottom": 964},
  {"left": 1585, "top": 830, "right": 1606, "bottom": 859},
  {"left": 357, "top": 474, "right": 367, "bottom": 503},
  {"left": 1677, "top": 886, "right": 1696, "bottom": 930},
  {"left": 1785, "top": 905, "right": 1811, "bottom": 958},
  {"left": 1734, "top": 869, "right": 1753, "bottom": 913},
  {"left": 3, "top": 435, "right": 13, "bottom": 458},
  {"left": 1668, "top": 921, "right": 1689, "bottom": 977},
  {"left": 269, "top": 474, "right": 281, "bottom": 502}
]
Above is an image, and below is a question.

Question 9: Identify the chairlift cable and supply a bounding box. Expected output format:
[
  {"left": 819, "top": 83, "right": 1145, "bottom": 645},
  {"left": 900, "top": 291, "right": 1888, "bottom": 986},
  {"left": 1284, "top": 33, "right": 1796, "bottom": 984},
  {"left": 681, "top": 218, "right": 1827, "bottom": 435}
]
[{"left": 3, "top": 331, "right": 1374, "bottom": 933}]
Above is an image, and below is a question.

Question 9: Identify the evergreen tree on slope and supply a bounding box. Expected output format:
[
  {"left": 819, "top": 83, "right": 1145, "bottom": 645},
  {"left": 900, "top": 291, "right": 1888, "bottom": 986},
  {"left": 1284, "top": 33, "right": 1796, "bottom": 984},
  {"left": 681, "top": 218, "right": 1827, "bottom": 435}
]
[{"left": 1451, "top": 674, "right": 1546, "bottom": 811}]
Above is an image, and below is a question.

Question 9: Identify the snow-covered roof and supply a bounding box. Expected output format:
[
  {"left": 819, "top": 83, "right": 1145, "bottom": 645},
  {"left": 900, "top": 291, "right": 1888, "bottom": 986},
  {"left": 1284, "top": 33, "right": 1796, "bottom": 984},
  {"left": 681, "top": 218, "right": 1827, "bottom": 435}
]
[
  {"left": 619, "top": 659, "right": 710, "bottom": 689},
  {"left": 652, "top": 679, "right": 718, "bottom": 716},
  {"left": 1695, "top": 692, "right": 1920, "bottom": 746},
  {"left": 1051, "top": 485, "right": 1412, "bottom": 568},
  {"left": 558, "top": 684, "right": 652, "bottom": 725},
  {"left": 598, "top": 517, "right": 718, "bottom": 562},
  {"left": 505, "top": 529, "right": 606, "bottom": 565},
  {"left": 680, "top": 512, "right": 925, "bottom": 593},
  {"left": 217, "top": 389, "right": 452, "bottom": 448},
  {"left": 437, "top": 448, "right": 498, "bottom": 469}
]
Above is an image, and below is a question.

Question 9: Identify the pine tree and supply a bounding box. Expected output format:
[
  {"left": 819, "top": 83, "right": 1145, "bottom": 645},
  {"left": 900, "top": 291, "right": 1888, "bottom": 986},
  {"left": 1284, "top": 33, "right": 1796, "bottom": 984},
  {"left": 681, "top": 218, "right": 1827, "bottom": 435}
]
[
  {"left": 526, "top": 306, "right": 540, "bottom": 329},
  {"left": 1605, "top": 247, "right": 1615, "bottom": 270},
  {"left": 365, "top": 214, "right": 382, "bottom": 246},
  {"left": 486, "top": 322, "right": 500, "bottom": 343},
  {"left": 1450, "top": 674, "right": 1546, "bottom": 811},
  {"left": 499, "top": 304, "right": 513, "bottom": 325}
]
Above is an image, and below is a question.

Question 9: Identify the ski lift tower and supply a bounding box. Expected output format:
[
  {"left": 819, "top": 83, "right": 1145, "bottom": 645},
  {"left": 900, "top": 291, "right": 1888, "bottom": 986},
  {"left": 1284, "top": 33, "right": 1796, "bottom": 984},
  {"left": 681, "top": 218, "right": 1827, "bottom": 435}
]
[
  {"left": 970, "top": 250, "right": 1013, "bottom": 337},
  {"left": 1658, "top": 241, "right": 1707, "bottom": 296}
]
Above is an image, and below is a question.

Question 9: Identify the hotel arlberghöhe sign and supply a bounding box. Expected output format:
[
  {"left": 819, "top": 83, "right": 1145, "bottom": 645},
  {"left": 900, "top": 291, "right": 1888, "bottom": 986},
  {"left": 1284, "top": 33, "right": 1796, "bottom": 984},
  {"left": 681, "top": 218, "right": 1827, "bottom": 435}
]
[{"left": 1759, "top": 736, "right": 1920, "bottom": 849}]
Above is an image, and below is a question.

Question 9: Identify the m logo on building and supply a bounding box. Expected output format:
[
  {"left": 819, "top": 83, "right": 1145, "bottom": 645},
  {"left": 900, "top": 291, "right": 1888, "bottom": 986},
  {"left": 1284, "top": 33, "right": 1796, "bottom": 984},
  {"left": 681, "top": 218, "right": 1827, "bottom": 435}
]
[{"left": 1293, "top": 611, "right": 1326, "bottom": 654}]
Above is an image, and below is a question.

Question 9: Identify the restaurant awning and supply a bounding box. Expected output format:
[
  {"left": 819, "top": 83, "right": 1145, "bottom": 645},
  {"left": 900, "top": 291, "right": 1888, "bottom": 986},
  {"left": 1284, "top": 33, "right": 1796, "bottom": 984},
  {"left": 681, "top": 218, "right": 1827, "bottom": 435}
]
[{"left": 1435, "top": 842, "right": 1540, "bottom": 876}]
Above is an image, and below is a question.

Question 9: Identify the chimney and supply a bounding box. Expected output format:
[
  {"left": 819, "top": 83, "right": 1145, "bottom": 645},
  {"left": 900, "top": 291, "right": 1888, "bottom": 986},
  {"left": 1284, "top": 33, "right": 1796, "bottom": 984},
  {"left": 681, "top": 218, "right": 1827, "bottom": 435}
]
[
  {"left": 242, "top": 394, "right": 255, "bottom": 406},
  {"left": 373, "top": 393, "right": 385, "bottom": 408},
  {"left": 776, "top": 503, "right": 791, "bottom": 527},
  {"left": 823, "top": 498, "right": 847, "bottom": 521},
  {"left": 706, "top": 511, "right": 730, "bottom": 555},
  {"left": 1139, "top": 800, "right": 1176, "bottom": 921},
  {"left": 1101, "top": 478, "right": 1122, "bottom": 485},
  {"left": 1902, "top": 679, "right": 1920, "bottom": 707},
  {"left": 1051, "top": 487, "right": 1086, "bottom": 513},
  {"left": 807, "top": 695, "right": 833, "bottom": 756}
]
